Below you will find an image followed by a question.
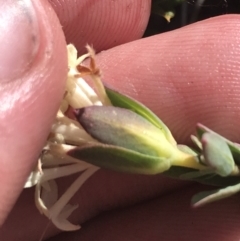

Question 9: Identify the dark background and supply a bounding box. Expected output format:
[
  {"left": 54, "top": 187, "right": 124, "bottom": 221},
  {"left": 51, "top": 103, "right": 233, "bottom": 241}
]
[{"left": 145, "top": 0, "right": 240, "bottom": 36}]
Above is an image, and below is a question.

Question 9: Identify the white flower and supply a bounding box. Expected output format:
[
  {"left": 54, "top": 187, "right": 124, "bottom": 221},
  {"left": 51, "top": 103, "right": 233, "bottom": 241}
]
[{"left": 25, "top": 44, "right": 111, "bottom": 231}]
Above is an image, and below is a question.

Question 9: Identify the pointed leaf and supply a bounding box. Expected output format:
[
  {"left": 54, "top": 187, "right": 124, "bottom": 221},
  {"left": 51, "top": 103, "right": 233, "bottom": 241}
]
[
  {"left": 202, "top": 133, "right": 235, "bottom": 177},
  {"left": 190, "top": 135, "right": 202, "bottom": 150},
  {"left": 105, "top": 87, "right": 176, "bottom": 145},
  {"left": 75, "top": 106, "right": 180, "bottom": 158},
  {"left": 196, "top": 124, "right": 240, "bottom": 164},
  {"left": 177, "top": 144, "right": 198, "bottom": 155},
  {"left": 163, "top": 166, "right": 240, "bottom": 187},
  {"left": 180, "top": 169, "right": 214, "bottom": 179},
  {"left": 67, "top": 143, "right": 171, "bottom": 175},
  {"left": 192, "top": 183, "right": 240, "bottom": 207}
]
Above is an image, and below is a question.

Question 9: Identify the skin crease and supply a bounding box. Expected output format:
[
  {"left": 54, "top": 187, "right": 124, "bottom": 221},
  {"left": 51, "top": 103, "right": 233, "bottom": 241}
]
[{"left": 1, "top": 0, "right": 240, "bottom": 241}]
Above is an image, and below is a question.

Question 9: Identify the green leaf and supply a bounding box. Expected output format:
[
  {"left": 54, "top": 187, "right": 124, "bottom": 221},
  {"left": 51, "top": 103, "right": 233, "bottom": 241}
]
[
  {"left": 191, "top": 183, "right": 240, "bottom": 207},
  {"left": 190, "top": 135, "right": 202, "bottom": 150},
  {"left": 105, "top": 87, "right": 176, "bottom": 145},
  {"left": 196, "top": 124, "right": 240, "bottom": 164},
  {"left": 67, "top": 143, "right": 171, "bottom": 175},
  {"left": 202, "top": 133, "right": 235, "bottom": 177},
  {"left": 76, "top": 106, "right": 180, "bottom": 158},
  {"left": 163, "top": 166, "right": 240, "bottom": 187},
  {"left": 177, "top": 144, "right": 198, "bottom": 155},
  {"left": 180, "top": 169, "right": 214, "bottom": 179}
]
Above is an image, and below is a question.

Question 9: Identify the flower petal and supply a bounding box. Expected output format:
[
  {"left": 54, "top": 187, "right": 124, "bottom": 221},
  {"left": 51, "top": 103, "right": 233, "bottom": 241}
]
[
  {"left": 52, "top": 214, "right": 80, "bottom": 231},
  {"left": 41, "top": 180, "right": 58, "bottom": 208},
  {"left": 49, "top": 167, "right": 99, "bottom": 219},
  {"left": 24, "top": 170, "right": 41, "bottom": 188}
]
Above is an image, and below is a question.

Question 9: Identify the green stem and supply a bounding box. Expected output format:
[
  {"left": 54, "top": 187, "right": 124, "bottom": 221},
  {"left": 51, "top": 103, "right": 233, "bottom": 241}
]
[{"left": 171, "top": 151, "right": 208, "bottom": 170}]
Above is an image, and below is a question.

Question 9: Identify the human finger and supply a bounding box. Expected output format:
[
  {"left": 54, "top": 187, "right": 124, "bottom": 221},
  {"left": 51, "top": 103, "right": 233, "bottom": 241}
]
[
  {"left": 96, "top": 14, "right": 240, "bottom": 144},
  {"left": 48, "top": 184, "right": 240, "bottom": 241},
  {"left": 2, "top": 14, "right": 240, "bottom": 241},
  {"left": 0, "top": 0, "right": 67, "bottom": 225},
  {"left": 49, "top": 0, "right": 151, "bottom": 54}
]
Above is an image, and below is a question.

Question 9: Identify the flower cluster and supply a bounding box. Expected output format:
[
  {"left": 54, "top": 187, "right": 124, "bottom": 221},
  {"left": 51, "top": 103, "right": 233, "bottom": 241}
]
[{"left": 24, "top": 44, "right": 110, "bottom": 231}]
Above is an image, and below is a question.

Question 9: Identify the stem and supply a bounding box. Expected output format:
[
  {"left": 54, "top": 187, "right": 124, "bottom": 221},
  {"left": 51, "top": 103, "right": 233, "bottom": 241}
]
[{"left": 171, "top": 152, "right": 208, "bottom": 170}]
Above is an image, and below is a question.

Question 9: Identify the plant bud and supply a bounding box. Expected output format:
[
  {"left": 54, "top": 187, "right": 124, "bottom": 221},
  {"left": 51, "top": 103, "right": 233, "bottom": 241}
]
[
  {"left": 201, "top": 133, "right": 235, "bottom": 177},
  {"left": 75, "top": 106, "right": 180, "bottom": 159}
]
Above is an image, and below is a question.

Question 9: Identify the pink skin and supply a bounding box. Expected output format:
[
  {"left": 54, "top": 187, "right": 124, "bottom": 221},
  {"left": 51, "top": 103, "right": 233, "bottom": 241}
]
[
  {"left": 1, "top": 0, "right": 240, "bottom": 240},
  {"left": 49, "top": 0, "right": 151, "bottom": 54},
  {"left": 0, "top": 0, "right": 67, "bottom": 226}
]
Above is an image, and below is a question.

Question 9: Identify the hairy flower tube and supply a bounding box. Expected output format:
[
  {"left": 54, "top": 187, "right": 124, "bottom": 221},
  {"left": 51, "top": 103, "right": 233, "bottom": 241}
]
[{"left": 25, "top": 44, "right": 240, "bottom": 231}]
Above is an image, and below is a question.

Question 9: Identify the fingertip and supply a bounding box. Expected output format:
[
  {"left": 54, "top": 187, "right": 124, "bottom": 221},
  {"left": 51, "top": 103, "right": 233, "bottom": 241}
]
[
  {"left": 0, "top": 0, "right": 67, "bottom": 224},
  {"left": 49, "top": 0, "right": 151, "bottom": 54}
]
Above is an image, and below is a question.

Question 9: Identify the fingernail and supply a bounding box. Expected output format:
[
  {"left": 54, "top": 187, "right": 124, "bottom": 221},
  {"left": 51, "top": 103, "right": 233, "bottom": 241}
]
[{"left": 0, "top": 0, "right": 40, "bottom": 83}]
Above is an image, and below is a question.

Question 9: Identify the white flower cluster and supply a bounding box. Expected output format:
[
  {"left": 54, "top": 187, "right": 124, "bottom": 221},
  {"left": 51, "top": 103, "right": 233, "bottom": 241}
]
[{"left": 24, "top": 44, "right": 111, "bottom": 231}]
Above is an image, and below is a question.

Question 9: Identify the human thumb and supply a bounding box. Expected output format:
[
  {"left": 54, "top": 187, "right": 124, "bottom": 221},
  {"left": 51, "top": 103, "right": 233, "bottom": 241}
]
[{"left": 0, "top": 0, "right": 67, "bottom": 225}]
